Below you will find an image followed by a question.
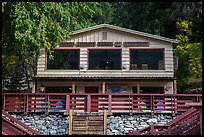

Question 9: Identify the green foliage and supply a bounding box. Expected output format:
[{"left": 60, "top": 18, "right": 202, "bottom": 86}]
[
  {"left": 3, "top": 62, "right": 28, "bottom": 92},
  {"left": 2, "top": 2, "right": 104, "bottom": 92}
]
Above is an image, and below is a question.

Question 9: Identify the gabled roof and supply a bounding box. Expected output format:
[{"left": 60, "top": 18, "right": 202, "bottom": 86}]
[{"left": 69, "top": 24, "right": 179, "bottom": 44}]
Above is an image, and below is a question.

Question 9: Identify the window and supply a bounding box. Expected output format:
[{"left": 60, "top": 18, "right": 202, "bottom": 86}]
[
  {"left": 102, "top": 32, "right": 107, "bottom": 40},
  {"left": 130, "top": 49, "right": 164, "bottom": 70},
  {"left": 45, "top": 87, "right": 73, "bottom": 93},
  {"left": 88, "top": 49, "right": 121, "bottom": 70},
  {"left": 47, "top": 49, "right": 79, "bottom": 69},
  {"left": 133, "top": 87, "right": 164, "bottom": 93}
]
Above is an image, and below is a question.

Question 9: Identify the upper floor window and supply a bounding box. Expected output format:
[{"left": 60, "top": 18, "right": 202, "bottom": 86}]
[
  {"left": 130, "top": 49, "right": 164, "bottom": 70},
  {"left": 47, "top": 49, "right": 79, "bottom": 69},
  {"left": 88, "top": 49, "right": 121, "bottom": 70},
  {"left": 102, "top": 32, "right": 107, "bottom": 40}
]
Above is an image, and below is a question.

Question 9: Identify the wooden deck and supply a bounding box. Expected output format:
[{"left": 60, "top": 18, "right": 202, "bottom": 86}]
[{"left": 2, "top": 93, "right": 202, "bottom": 116}]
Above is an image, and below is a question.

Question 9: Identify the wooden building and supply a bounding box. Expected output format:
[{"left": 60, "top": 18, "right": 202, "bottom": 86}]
[{"left": 33, "top": 24, "right": 179, "bottom": 94}]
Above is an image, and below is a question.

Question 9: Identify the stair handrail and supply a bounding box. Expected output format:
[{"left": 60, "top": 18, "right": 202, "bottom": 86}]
[
  {"left": 2, "top": 111, "right": 41, "bottom": 135},
  {"left": 128, "top": 108, "right": 200, "bottom": 135}
]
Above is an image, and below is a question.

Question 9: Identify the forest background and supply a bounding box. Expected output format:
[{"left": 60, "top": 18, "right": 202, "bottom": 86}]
[{"left": 2, "top": 2, "right": 202, "bottom": 93}]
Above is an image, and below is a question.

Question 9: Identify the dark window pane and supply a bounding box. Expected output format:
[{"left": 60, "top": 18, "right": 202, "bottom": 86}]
[
  {"left": 88, "top": 49, "right": 121, "bottom": 70},
  {"left": 47, "top": 50, "right": 79, "bottom": 69},
  {"left": 130, "top": 49, "right": 164, "bottom": 70},
  {"left": 45, "top": 87, "right": 72, "bottom": 93}
]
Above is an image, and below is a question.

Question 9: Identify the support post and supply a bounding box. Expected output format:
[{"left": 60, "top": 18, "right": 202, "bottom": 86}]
[
  {"left": 103, "top": 111, "right": 107, "bottom": 135},
  {"left": 32, "top": 81, "right": 36, "bottom": 93},
  {"left": 173, "top": 79, "right": 177, "bottom": 116},
  {"left": 137, "top": 82, "right": 140, "bottom": 93},
  {"left": 68, "top": 111, "right": 73, "bottom": 135},
  {"left": 45, "top": 95, "right": 49, "bottom": 116},
  {"left": 66, "top": 95, "right": 70, "bottom": 112},
  {"left": 87, "top": 95, "right": 91, "bottom": 112},
  {"left": 102, "top": 82, "right": 106, "bottom": 93},
  {"left": 151, "top": 95, "right": 154, "bottom": 116},
  {"left": 72, "top": 82, "right": 75, "bottom": 93},
  {"left": 26, "top": 95, "right": 29, "bottom": 116},
  {"left": 3, "top": 95, "right": 5, "bottom": 111},
  {"left": 108, "top": 95, "right": 112, "bottom": 113}
]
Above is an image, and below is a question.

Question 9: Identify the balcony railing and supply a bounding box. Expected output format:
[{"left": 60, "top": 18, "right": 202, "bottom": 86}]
[{"left": 2, "top": 93, "right": 202, "bottom": 116}]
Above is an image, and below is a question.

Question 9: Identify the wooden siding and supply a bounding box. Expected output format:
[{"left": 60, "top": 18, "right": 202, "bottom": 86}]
[
  {"left": 37, "top": 49, "right": 45, "bottom": 74},
  {"left": 37, "top": 28, "right": 174, "bottom": 77},
  {"left": 67, "top": 28, "right": 172, "bottom": 46}
]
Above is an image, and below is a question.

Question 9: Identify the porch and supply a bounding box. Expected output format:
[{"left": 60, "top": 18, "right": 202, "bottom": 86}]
[{"left": 2, "top": 92, "right": 202, "bottom": 116}]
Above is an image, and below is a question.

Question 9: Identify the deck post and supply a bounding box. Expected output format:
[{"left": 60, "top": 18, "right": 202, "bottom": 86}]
[
  {"left": 72, "top": 82, "right": 75, "bottom": 93},
  {"left": 66, "top": 95, "right": 70, "bottom": 112},
  {"left": 26, "top": 95, "right": 29, "bottom": 116},
  {"left": 151, "top": 95, "right": 154, "bottom": 116},
  {"left": 103, "top": 111, "right": 107, "bottom": 135},
  {"left": 108, "top": 95, "right": 112, "bottom": 113},
  {"left": 3, "top": 95, "right": 5, "bottom": 111},
  {"left": 102, "top": 82, "right": 106, "bottom": 93},
  {"left": 68, "top": 111, "right": 73, "bottom": 135},
  {"left": 45, "top": 95, "right": 49, "bottom": 116},
  {"left": 87, "top": 95, "right": 91, "bottom": 112}
]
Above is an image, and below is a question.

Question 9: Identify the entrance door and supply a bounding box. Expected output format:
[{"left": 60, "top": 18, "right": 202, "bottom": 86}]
[{"left": 85, "top": 87, "right": 99, "bottom": 112}]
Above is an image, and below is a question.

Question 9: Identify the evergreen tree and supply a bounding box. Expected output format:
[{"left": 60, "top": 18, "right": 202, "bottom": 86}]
[{"left": 3, "top": 62, "right": 28, "bottom": 92}]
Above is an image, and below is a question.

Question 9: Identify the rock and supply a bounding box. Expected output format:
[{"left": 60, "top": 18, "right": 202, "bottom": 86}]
[
  {"left": 61, "top": 124, "right": 68, "bottom": 129},
  {"left": 119, "top": 120, "right": 124, "bottom": 124},
  {"left": 128, "top": 117, "right": 134, "bottom": 121},
  {"left": 52, "top": 126, "right": 58, "bottom": 130},
  {"left": 50, "top": 130, "right": 56, "bottom": 135},
  {"left": 112, "top": 130, "right": 118, "bottom": 133},
  {"left": 109, "top": 123, "right": 115, "bottom": 130},
  {"left": 166, "top": 115, "right": 172, "bottom": 119},
  {"left": 148, "top": 122, "right": 154, "bottom": 125},
  {"left": 147, "top": 118, "right": 157, "bottom": 123},
  {"left": 125, "top": 124, "right": 134, "bottom": 128},
  {"left": 25, "top": 122, "right": 31, "bottom": 126},
  {"left": 41, "top": 126, "right": 47, "bottom": 130},
  {"left": 58, "top": 129, "right": 66, "bottom": 133}
]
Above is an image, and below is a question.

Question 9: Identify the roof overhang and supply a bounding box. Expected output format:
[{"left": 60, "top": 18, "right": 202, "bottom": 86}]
[{"left": 33, "top": 76, "right": 176, "bottom": 82}]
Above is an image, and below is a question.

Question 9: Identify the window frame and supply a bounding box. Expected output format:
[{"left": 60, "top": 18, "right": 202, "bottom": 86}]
[
  {"left": 45, "top": 48, "right": 80, "bottom": 70},
  {"left": 129, "top": 48, "right": 165, "bottom": 71},
  {"left": 87, "top": 48, "right": 122, "bottom": 70}
]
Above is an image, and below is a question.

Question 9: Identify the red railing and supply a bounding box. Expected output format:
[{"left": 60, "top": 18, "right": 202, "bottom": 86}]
[
  {"left": 128, "top": 108, "right": 201, "bottom": 135},
  {"left": 2, "top": 93, "right": 202, "bottom": 116},
  {"left": 2, "top": 111, "right": 41, "bottom": 135}
]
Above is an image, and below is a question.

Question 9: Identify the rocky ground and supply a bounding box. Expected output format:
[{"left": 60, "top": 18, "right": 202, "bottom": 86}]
[{"left": 11, "top": 113, "right": 177, "bottom": 135}]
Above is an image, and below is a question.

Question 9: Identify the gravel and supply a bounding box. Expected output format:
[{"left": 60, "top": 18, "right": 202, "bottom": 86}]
[{"left": 10, "top": 113, "right": 177, "bottom": 135}]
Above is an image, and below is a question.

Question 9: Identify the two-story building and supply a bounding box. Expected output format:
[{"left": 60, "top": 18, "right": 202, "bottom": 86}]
[{"left": 32, "top": 24, "right": 179, "bottom": 95}]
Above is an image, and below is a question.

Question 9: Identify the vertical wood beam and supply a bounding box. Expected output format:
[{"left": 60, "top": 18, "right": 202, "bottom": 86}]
[
  {"left": 103, "top": 111, "right": 107, "bottom": 135},
  {"left": 66, "top": 95, "right": 70, "bottom": 112},
  {"left": 32, "top": 81, "right": 36, "bottom": 93},
  {"left": 108, "top": 95, "right": 112, "bottom": 113},
  {"left": 72, "top": 82, "right": 75, "bottom": 93},
  {"left": 137, "top": 82, "right": 140, "bottom": 93},
  {"left": 87, "top": 95, "right": 91, "bottom": 112},
  {"left": 102, "top": 82, "right": 106, "bottom": 93},
  {"left": 68, "top": 111, "right": 73, "bottom": 135}
]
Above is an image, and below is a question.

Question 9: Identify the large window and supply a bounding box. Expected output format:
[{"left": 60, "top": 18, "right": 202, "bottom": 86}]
[
  {"left": 130, "top": 49, "right": 164, "bottom": 70},
  {"left": 47, "top": 49, "right": 79, "bottom": 69},
  {"left": 133, "top": 87, "right": 164, "bottom": 93},
  {"left": 45, "top": 87, "right": 72, "bottom": 93},
  {"left": 88, "top": 49, "right": 121, "bottom": 70}
]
